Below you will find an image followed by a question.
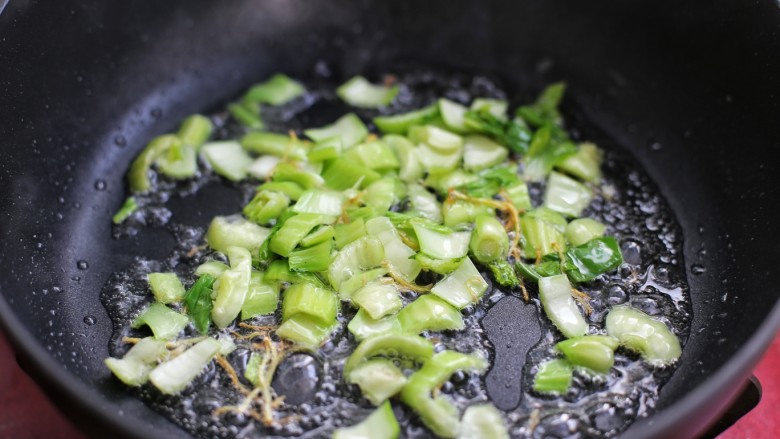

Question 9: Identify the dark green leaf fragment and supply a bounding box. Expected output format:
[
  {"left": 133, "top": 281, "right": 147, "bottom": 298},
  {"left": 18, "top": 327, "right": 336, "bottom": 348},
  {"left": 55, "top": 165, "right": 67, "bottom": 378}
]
[{"left": 184, "top": 274, "right": 217, "bottom": 334}]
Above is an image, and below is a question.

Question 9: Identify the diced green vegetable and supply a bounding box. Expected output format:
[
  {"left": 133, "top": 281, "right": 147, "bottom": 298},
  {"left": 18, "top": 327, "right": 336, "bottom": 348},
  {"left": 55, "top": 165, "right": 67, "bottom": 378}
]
[
  {"left": 543, "top": 171, "right": 594, "bottom": 217},
  {"left": 112, "top": 196, "right": 139, "bottom": 224},
  {"left": 128, "top": 134, "right": 180, "bottom": 193},
  {"left": 243, "top": 190, "right": 290, "bottom": 225},
  {"left": 243, "top": 73, "right": 305, "bottom": 106},
  {"left": 104, "top": 337, "right": 169, "bottom": 386},
  {"left": 409, "top": 125, "right": 463, "bottom": 153},
  {"left": 462, "top": 135, "right": 509, "bottom": 172},
  {"left": 442, "top": 200, "right": 493, "bottom": 229},
  {"left": 149, "top": 338, "right": 221, "bottom": 394},
  {"left": 328, "top": 236, "right": 385, "bottom": 294},
  {"left": 556, "top": 335, "right": 618, "bottom": 373},
  {"left": 364, "top": 177, "right": 404, "bottom": 214},
  {"left": 257, "top": 181, "right": 306, "bottom": 201},
  {"left": 300, "top": 225, "right": 335, "bottom": 248},
  {"left": 246, "top": 155, "right": 282, "bottom": 180},
  {"left": 335, "top": 218, "right": 367, "bottom": 249},
  {"left": 211, "top": 246, "right": 252, "bottom": 329},
  {"left": 524, "top": 129, "right": 578, "bottom": 181},
  {"left": 332, "top": 401, "right": 400, "bottom": 439},
  {"left": 338, "top": 268, "right": 389, "bottom": 301},
  {"left": 557, "top": 142, "right": 603, "bottom": 183},
  {"left": 307, "top": 136, "right": 342, "bottom": 162},
  {"left": 156, "top": 143, "right": 197, "bottom": 179},
  {"left": 606, "top": 305, "right": 682, "bottom": 366},
  {"left": 347, "top": 359, "right": 408, "bottom": 406},
  {"left": 288, "top": 239, "right": 334, "bottom": 272},
  {"left": 241, "top": 131, "right": 308, "bottom": 160},
  {"left": 344, "top": 140, "right": 400, "bottom": 172},
  {"left": 416, "top": 142, "right": 463, "bottom": 175},
  {"left": 132, "top": 303, "right": 189, "bottom": 340},
  {"left": 438, "top": 98, "right": 471, "bottom": 133},
  {"left": 505, "top": 182, "right": 532, "bottom": 212},
  {"left": 344, "top": 333, "right": 434, "bottom": 374},
  {"left": 229, "top": 102, "right": 264, "bottom": 129},
  {"left": 353, "top": 282, "right": 402, "bottom": 320},
  {"left": 305, "top": 113, "right": 368, "bottom": 149},
  {"left": 365, "top": 217, "right": 421, "bottom": 281},
  {"left": 241, "top": 271, "right": 279, "bottom": 319},
  {"left": 533, "top": 359, "right": 572, "bottom": 394},
  {"left": 278, "top": 315, "right": 332, "bottom": 348},
  {"left": 292, "top": 189, "right": 344, "bottom": 216},
  {"left": 565, "top": 218, "right": 606, "bottom": 246},
  {"left": 413, "top": 222, "right": 471, "bottom": 260},
  {"left": 384, "top": 134, "right": 424, "bottom": 183},
  {"left": 398, "top": 294, "right": 464, "bottom": 334},
  {"left": 414, "top": 253, "right": 463, "bottom": 275},
  {"left": 538, "top": 274, "right": 588, "bottom": 338},
  {"left": 270, "top": 213, "right": 335, "bottom": 257},
  {"left": 348, "top": 308, "right": 402, "bottom": 341},
  {"left": 407, "top": 183, "right": 442, "bottom": 223},
  {"left": 521, "top": 209, "right": 567, "bottom": 257},
  {"left": 206, "top": 215, "right": 271, "bottom": 254},
  {"left": 458, "top": 404, "right": 509, "bottom": 439},
  {"left": 337, "top": 76, "right": 399, "bottom": 108},
  {"left": 374, "top": 104, "right": 439, "bottom": 134},
  {"left": 282, "top": 282, "right": 338, "bottom": 327},
  {"left": 147, "top": 273, "right": 186, "bottom": 304},
  {"left": 469, "top": 214, "right": 509, "bottom": 264},
  {"left": 322, "top": 157, "right": 381, "bottom": 190},
  {"left": 470, "top": 98, "right": 508, "bottom": 120},
  {"left": 201, "top": 141, "right": 254, "bottom": 181},
  {"left": 194, "top": 261, "right": 229, "bottom": 278},
  {"left": 431, "top": 257, "right": 488, "bottom": 309},
  {"left": 424, "top": 169, "right": 478, "bottom": 195},
  {"left": 177, "top": 114, "right": 213, "bottom": 148},
  {"left": 400, "top": 351, "right": 488, "bottom": 438},
  {"left": 272, "top": 162, "right": 324, "bottom": 189}
]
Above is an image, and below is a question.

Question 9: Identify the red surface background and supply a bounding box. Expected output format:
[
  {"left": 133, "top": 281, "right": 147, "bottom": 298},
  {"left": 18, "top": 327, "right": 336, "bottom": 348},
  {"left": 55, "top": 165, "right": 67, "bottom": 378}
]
[{"left": 0, "top": 328, "right": 777, "bottom": 439}]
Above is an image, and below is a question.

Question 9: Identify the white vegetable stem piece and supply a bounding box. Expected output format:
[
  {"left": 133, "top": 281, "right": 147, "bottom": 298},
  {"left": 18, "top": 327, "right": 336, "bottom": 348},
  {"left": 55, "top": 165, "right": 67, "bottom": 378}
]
[
  {"left": 149, "top": 337, "right": 221, "bottom": 394},
  {"left": 538, "top": 274, "right": 588, "bottom": 338}
]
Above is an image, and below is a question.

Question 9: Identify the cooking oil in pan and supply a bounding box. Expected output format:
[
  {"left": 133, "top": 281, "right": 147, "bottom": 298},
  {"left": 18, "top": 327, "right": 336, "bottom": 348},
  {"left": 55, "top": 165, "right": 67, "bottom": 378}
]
[{"left": 102, "top": 70, "right": 692, "bottom": 438}]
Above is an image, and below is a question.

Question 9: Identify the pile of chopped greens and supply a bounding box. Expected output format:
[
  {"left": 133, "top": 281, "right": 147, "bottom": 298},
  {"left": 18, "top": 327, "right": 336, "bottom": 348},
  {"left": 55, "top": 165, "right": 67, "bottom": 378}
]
[{"left": 106, "top": 73, "right": 682, "bottom": 439}]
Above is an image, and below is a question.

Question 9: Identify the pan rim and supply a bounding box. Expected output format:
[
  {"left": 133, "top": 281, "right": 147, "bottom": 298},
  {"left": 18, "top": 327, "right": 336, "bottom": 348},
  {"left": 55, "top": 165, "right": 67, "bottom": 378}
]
[{"left": 2, "top": 288, "right": 779, "bottom": 438}]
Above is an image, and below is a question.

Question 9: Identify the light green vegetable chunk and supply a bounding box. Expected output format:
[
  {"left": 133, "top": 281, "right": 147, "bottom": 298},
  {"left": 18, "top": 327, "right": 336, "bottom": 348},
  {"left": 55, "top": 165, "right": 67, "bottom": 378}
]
[
  {"left": 132, "top": 303, "right": 188, "bottom": 340},
  {"left": 147, "top": 272, "right": 186, "bottom": 304},
  {"left": 458, "top": 404, "right": 510, "bottom": 439},
  {"left": 431, "top": 257, "right": 488, "bottom": 309},
  {"left": 606, "top": 305, "right": 682, "bottom": 366},
  {"left": 332, "top": 401, "right": 400, "bottom": 439}
]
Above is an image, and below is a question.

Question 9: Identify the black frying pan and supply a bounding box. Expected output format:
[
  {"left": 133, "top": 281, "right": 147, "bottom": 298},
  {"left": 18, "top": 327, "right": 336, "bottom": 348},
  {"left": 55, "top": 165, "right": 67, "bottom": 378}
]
[{"left": 1, "top": 1, "right": 779, "bottom": 438}]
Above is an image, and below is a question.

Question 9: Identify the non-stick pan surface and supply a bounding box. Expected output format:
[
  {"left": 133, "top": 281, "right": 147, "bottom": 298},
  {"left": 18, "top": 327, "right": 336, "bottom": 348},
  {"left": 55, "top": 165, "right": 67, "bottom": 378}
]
[{"left": 1, "top": 1, "right": 779, "bottom": 438}]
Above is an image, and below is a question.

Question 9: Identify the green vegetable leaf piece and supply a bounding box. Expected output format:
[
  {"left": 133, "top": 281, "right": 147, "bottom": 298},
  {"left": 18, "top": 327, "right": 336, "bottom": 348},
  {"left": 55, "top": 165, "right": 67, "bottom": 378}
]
[
  {"left": 487, "top": 260, "right": 519, "bottom": 288},
  {"left": 563, "top": 236, "right": 623, "bottom": 283},
  {"left": 332, "top": 401, "right": 400, "bottom": 439},
  {"left": 515, "top": 82, "right": 566, "bottom": 128},
  {"left": 243, "top": 73, "right": 305, "bottom": 106},
  {"left": 184, "top": 274, "right": 217, "bottom": 334},
  {"left": 463, "top": 108, "right": 532, "bottom": 154}
]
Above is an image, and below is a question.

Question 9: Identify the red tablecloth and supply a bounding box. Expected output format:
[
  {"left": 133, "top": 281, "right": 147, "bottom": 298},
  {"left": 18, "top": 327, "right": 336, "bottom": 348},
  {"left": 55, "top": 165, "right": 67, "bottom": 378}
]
[{"left": 1, "top": 329, "right": 777, "bottom": 438}]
